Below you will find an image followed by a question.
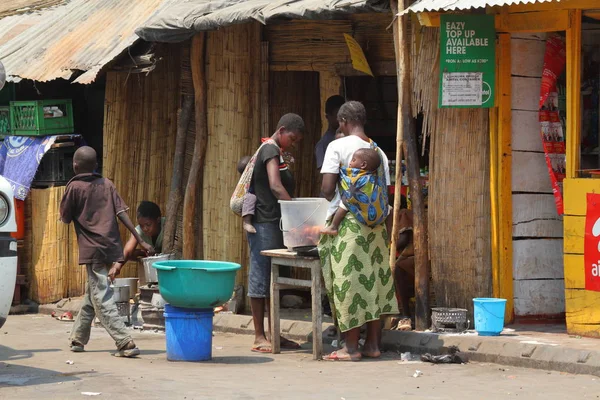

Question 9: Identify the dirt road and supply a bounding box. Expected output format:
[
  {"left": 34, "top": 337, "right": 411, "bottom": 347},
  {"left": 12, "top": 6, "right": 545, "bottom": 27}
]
[{"left": 1, "top": 315, "right": 598, "bottom": 399}]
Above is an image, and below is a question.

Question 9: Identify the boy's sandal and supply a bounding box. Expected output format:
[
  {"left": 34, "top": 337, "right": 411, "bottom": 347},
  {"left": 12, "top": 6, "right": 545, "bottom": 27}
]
[
  {"left": 70, "top": 341, "right": 85, "bottom": 352},
  {"left": 113, "top": 341, "right": 140, "bottom": 358},
  {"left": 113, "top": 347, "right": 140, "bottom": 358}
]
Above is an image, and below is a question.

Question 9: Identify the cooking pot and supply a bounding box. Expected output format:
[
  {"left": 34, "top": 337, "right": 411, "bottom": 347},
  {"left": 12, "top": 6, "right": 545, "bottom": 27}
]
[
  {"left": 142, "top": 254, "right": 174, "bottom": 283},
  {"left": 113, "top": 278, "right": 138, "bottom": 299},
  {"left": 112, "top": 285, "right": 130, "bottom": 303},
  {"left": 151, "top": 293, "right": 166, "bottom": 309}
]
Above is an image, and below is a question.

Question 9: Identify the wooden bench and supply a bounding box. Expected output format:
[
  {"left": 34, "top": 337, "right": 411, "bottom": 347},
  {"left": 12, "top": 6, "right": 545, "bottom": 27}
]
[{"left": 260, "top": 249, "right": 323, "bottom": 360}]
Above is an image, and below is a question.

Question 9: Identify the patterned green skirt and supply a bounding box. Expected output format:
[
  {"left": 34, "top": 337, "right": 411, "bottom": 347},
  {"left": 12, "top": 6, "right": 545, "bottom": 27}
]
[{"left": 318, "top": 213, "right": 398, "bottom": 332}]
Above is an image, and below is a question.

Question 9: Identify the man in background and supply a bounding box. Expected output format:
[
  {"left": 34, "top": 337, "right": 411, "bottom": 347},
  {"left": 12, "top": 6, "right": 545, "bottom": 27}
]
[{"left": 315, "top": 95, "right": 345, "bottom": 170}]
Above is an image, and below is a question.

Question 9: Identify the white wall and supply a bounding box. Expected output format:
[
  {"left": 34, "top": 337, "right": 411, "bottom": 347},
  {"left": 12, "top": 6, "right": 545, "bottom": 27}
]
[{"left": 510, "top": 33, "right": 565, "bottom": 317}]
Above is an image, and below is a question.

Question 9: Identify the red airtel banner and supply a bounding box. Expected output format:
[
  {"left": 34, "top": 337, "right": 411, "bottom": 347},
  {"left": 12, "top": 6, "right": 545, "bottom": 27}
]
[
  {"left": 539, "top": 35, "right": 567, "bottom": 215},
  {"left": 584, "top": 193, "right": 600, "bottom": 292}
]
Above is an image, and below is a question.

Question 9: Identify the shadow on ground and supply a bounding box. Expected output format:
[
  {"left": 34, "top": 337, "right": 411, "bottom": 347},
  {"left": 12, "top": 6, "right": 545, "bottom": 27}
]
[
  {"left": 0, "top": 344, "right": 61, "bottom": 362},
  {"left": 0, "top": 345, "right": 81, "bottom": 387},
  {"left": 0, "top": 362, "right": 82, "bottom": 387},
  {"left": 209, "top": 355, "right": 274, "bottom": 364}
]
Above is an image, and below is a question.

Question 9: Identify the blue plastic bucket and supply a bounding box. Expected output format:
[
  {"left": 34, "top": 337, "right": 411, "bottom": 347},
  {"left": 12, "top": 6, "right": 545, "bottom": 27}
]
[
  {"left": 164, "top": 304, "right": 213, "bottom": 361},
  {"left": 473, "top": 298, "right": 507, "bottom": 336}
]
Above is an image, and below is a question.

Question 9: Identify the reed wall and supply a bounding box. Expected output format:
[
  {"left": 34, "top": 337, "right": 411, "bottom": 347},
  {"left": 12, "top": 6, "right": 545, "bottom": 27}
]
[
  {"left": 201, "top": 23, "right": 262, "bottom": 287},
  {"left": 266, "top": 14, "right": 395, "bottom": 72},
  {"left": 25, "top": 187, "right": 81, "bottom": 304},
  {"left": 103, "top": 44, "right": 181, "bottom": 277},
  {"left": 414, "top": 28, "right": 493, "bottom": 314}
]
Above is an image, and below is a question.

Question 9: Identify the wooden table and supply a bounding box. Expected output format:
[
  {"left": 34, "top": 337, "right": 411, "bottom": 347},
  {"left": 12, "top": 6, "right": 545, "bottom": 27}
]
[{"left": 260, "top": 249, "right": 323, "bottom": 360}]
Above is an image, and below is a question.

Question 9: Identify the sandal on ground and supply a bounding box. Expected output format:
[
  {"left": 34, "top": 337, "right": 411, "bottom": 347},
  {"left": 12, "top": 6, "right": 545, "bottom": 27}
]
[
  {"left": 280, "top": 337, "right": 301, "bottom": 350},
  {"left": 57, "top": 312, "right": 74, "bottom": 322},
  {"left": 70, "top": 341, "right": 84, "bottom": 352},
  {"left": 251, "top": 344, "right": 272, "bottom": 353},
  {"left": 323, "top": 350, "right": 362, "bottom": 362},
  {"left": 113, "top": 341, "right": 140, "bottom": 358},
  {"left": 396, "top": 318, "right": 412, "bottom": 331}
]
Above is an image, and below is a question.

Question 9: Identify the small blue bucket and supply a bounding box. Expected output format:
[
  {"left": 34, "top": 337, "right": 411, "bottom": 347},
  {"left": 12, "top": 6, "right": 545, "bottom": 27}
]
[
  {"left": 473, "top": 298, "right": 507, "bottom": 336},
  {"left": 164, "top": 304, "right": 213, "bottom": 361}
]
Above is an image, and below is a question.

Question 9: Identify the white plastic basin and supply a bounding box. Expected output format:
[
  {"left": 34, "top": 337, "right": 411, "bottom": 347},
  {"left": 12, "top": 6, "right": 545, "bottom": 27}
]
[{"left": 279, "top": 197, "right": 329, "bottom": 250}]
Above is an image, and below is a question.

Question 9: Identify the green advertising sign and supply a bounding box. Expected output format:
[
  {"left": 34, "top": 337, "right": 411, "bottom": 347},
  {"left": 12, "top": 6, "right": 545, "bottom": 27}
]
[{"left": 439, "top": 14, "right": 496, "bottom": 108}]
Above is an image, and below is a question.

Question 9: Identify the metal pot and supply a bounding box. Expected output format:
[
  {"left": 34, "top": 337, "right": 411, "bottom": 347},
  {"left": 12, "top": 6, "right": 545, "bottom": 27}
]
[
  {"left": 151, "top": 293, "right": 166, "bottom": 309},
  {"left": 142, "top": 254, "right": 173, "bottom": 283},
  {"left": 113, "top": 278, "right": 138, "bottom": 299},
  {"left": 112, "top": 285, "right": 130, "bottom": 303}
]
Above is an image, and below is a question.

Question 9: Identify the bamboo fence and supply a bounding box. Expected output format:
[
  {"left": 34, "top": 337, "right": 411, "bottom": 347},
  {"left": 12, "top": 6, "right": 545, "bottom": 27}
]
[
  {"left": 413, "top": 28, "right": 492, "bottom": 312},
  {"left": 103, "top": 43, "right": 180, "bottom": 277},
  {"left": 428, "top": 107, "right": 492, "bottom": 314},
  {"left": 351, "top": 13, "right": 397, "bottom": 63},
  {"left": 25, "top": 187, "right": 81, "bottom": 304},
  {"left": 266, "top": 20, "right": 352, "bottom": 71},
  {"left": 266, "top": 14, "right": 395, "bottom": 72},
  {"left": 201, "top": 23, "right": 262, "bottom": 287},
  {"left": 411, "top": 26, "right": 440, "bottom": 153}
]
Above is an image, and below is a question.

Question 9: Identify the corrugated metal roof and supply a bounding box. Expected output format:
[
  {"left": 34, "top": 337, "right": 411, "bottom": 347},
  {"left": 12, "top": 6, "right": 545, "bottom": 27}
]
[
  {"left": 0, "top": 0, "right": 169, "bottom": 83},
  {"left": 137, "top": 0, "right": 390, "bottom": 43},
  {"left": 399, "top": 0, "right": 558, "bottom": 14},
  {"left": 0, "top": 0, "right": 65, "bottom": 18}
]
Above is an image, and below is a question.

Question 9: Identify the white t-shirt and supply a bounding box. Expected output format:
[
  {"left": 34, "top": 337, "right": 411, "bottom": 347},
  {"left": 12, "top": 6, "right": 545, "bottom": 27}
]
[{"left": 320, "top": 135, "right": 390, "bottom": 219}]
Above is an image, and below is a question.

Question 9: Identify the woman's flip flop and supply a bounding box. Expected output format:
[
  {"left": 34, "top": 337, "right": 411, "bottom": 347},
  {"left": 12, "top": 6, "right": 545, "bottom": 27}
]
[
  {"left": 323, "top": 351, "right": 362, "bottom": 362},
  {"left": 251, "top": 344, "right": 272, "bottom": 353}
]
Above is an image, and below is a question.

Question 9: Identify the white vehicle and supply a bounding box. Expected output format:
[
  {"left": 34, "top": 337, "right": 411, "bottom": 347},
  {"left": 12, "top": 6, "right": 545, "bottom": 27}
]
[{"left": 0, "top": 176, "right": 17, "bottom": 329}]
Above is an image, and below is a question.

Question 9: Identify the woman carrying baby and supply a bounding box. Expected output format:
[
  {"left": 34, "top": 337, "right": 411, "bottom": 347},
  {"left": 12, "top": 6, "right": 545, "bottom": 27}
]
[{"left": 319, "top": 101, "right": 398, "bottom": 361}]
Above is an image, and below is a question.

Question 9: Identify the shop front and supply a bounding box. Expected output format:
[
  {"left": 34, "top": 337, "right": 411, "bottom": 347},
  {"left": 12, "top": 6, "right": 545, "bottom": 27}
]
[
  {"left": 134, "top": 7, "right": 417, "bottom": 308},
  {"left": 405, "top": 0, "right": 600, "bottom": 336}
]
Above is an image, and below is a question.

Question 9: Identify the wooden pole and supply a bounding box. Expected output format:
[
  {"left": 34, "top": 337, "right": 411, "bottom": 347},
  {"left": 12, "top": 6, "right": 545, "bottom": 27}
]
[
  {"left": 389, "top": 2, "right": 405, "bottom": 280},
  {"left": 163, "top": 45, "right": 193, "bottom": 254},
  {"left": 183, "top": 33, "right": 208, "bottom": 260},
  {"left": 391, "top": 0, "right": 430, "bottom": 331}
]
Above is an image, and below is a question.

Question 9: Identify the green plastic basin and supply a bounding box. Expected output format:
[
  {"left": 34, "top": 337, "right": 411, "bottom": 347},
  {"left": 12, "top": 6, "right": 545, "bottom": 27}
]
[{"left": 152, "top": 260, "right": 241, "bottom": 309}]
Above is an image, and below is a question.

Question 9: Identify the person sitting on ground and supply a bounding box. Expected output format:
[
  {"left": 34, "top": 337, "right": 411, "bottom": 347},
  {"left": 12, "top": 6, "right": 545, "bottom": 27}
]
[
  {"left": 321, "top": 147, "right": 393, "bottom": 237},
  {"left": 123, "top": 201, "right": 164, "bottom": 259},
  {"left": 393, "top": 198, "right": 414, "bottom": 331},
  {"left": 60, "top": 146, "right": 153, "bottom": 358},
  {"left": 237, "top": 156, "right": 257, "bottom": 234}
]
